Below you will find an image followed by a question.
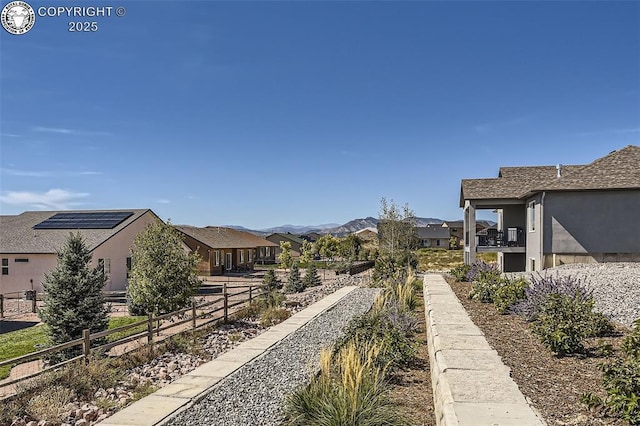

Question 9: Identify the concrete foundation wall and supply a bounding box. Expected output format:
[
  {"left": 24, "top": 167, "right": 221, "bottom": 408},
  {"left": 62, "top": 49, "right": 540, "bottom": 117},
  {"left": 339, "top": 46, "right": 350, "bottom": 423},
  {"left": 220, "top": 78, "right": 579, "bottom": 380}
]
[{"left": 544, "top": 253, "right": 640, "bottom": 268}]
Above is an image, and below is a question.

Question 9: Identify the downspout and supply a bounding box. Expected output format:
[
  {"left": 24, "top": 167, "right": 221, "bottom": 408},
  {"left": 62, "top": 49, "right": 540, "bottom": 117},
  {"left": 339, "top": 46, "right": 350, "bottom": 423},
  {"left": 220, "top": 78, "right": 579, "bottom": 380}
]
[{"left": 540, "top": 191, "right": 545, "bottom": 271}]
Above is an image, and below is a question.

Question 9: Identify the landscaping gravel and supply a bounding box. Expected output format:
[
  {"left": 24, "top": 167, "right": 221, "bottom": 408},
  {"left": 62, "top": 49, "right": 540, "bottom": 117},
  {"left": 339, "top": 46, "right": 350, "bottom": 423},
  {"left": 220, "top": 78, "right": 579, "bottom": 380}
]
[
  {"left": 511, "top": 262, "right": 640, "bottom": 328},
  {"left": 166, "top": 287, "right": 380, "bottom": 426}
]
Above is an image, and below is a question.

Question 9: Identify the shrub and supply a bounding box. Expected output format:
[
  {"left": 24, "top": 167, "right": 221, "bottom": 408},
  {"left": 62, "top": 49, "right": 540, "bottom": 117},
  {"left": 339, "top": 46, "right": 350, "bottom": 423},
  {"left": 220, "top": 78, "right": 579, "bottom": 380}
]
[
  {"left": 284, "top": 263, "right": 306, "bottom": 294},
  {"left": 260, "top": 307, "right": 291, "bottom": 327},
  {"left": 494, "top": 277, "right": 528, "bottom": 314},
  {"left": 466, "top": 260, "right": 501, "bottom": 283},
  {"left": 383, "top": 274, "right": 419, "bottom": 314},
  {"left": 583, "top": 319, "right": 640, "bottom": 423},
  {"left": 468, "top": 275, "right": 504, "bottom": 303},
  {"left": 341, "top": 309, "right": 416, "bottom": 370},
  {"left": 512, "top": 274, "right": 594, "bottom": 321},
  {"left": 449, "top": 264, "right": 471, "bottom": 282},
  {"left": 530, "top": 293, "right": 612, "bottom": 356},
  {"left": 284, "top": 340, "right": 405, "bottom": 426},
  {"left": 25, "top": 385, "right": 75, "bottom": 424}
]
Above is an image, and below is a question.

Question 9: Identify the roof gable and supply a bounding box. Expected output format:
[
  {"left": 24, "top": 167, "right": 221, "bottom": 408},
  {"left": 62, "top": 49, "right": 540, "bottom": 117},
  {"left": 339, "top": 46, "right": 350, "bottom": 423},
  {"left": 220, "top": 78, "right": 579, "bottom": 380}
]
[{"left": 0, "top": 209, "right": 153, "bottom": 254}]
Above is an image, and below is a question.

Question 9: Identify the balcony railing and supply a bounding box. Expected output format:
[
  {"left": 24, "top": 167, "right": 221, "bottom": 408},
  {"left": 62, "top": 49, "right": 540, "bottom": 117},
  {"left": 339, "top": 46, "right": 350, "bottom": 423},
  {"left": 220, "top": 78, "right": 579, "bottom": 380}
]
[{"left": 476, "top": 227, "right": 525, "bottom": 247}]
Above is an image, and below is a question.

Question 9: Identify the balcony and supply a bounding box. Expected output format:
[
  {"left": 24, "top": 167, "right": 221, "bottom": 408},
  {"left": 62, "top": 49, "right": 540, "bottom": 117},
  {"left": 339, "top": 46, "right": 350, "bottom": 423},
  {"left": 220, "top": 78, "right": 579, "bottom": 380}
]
[{"left": 476, "top": 227, "right": 526, "bottom": 253}]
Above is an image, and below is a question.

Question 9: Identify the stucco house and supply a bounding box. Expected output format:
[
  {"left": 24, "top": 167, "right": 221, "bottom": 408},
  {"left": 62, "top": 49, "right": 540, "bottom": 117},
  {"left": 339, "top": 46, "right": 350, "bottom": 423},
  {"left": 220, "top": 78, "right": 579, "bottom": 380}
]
[
  {"left": 175, "top": 226, "right": 278, "bottom": 275},
  {"left": 266, "top": 233, "right": 305, "bottom": 258},
  {"left": 0, "top": 209, "right": 161, "bottom": 293},
  {"left": 354, "top": 227, "right": 378, "bottom": 241},
  {"left": 416, "top": 226, "right": 451, "bottom": 249},
  {"left": 460, "top": 145, "right": 640, "bottom": 272}
]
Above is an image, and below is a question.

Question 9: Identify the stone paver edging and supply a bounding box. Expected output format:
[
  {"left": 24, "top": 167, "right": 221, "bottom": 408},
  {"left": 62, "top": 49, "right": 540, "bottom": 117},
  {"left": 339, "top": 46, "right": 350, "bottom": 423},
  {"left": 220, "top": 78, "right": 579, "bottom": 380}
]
[
  {"left": 423, "top": 274, "right": 545, "bottom": 425},
  {"left": 99, "top": 286, "right": 359, "bottom": 426}
]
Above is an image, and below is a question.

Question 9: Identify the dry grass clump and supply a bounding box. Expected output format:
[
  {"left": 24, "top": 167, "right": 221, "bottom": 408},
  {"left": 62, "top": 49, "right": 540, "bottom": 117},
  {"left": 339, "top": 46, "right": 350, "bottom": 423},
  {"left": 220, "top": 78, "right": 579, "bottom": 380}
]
[{"left": 285, "top": 340, "right": 405, "bottom": 426}]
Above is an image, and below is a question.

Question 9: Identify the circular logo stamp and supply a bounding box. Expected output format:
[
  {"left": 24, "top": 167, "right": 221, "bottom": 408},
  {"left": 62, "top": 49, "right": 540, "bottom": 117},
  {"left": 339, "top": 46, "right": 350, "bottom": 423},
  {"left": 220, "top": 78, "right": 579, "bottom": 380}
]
[{"left": 1, "top": 1, "right": 35, "bottom": 35}]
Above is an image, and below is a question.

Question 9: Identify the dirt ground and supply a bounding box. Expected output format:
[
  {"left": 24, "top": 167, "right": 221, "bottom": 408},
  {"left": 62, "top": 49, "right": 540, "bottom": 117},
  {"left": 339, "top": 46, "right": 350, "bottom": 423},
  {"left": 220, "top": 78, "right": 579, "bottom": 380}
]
[{"left": 447, "top": 277, "right": 629, "bottom": 426}]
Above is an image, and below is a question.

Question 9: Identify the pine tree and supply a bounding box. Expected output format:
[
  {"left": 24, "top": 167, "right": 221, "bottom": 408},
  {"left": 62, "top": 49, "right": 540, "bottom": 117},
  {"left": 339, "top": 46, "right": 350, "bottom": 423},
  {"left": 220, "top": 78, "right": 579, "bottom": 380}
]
[
  {"left": 263, "top": 269, "right": 282, "bottom": 291},
  {"left": 303, "top": 262, "right": 322, "bottom": 288},
  {"left": 40, "top": 232, "right": 109, "bottom": 354},
  {"left": 284, "top": 263, "right": 305, "bottom": 293}
]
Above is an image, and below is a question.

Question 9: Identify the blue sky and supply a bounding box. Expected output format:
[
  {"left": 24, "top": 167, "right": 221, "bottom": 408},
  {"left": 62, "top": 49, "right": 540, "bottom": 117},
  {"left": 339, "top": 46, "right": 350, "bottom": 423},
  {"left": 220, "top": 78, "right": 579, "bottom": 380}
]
[{"left": 1, "top": 1, "right": 639, "bottom": 229}]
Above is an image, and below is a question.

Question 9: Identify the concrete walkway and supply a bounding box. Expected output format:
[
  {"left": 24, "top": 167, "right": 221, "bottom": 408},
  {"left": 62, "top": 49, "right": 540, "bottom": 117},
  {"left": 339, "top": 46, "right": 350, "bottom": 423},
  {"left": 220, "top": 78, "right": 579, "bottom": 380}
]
[
  {"left": 99, "top": 286, "right": 359, "bottom": 426},
  {"left": 424, "top": 274, "right": 544, "bottom": 425}
]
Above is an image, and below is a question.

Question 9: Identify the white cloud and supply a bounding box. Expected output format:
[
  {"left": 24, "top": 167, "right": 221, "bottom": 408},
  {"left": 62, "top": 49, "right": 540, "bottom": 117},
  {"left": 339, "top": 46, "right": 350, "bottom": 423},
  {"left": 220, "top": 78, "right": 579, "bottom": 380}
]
[
  {"left": 0, "top": 189, "right": 90, "bottom": 210},
  {"left": 33, "top": 126, "right": 112, "bottom": 137},
  {"left": 156, "top": 199, "right": 171, "bottom": 204},
  {"left": 1, "top": 168, "right": 102, "bottom": 177}
]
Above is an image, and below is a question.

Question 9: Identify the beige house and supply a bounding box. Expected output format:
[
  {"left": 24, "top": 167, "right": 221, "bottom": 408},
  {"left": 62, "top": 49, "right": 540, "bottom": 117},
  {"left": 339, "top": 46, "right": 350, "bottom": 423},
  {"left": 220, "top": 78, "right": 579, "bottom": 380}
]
[
  {"left": 460, "top": 145, "right": 640, "bottom": 272},
  {"left": 354, "top": 227, "right": 378, "bottom": 241},
  {"left": 0, "top": 209, "right": 161, "bottom": 293}
]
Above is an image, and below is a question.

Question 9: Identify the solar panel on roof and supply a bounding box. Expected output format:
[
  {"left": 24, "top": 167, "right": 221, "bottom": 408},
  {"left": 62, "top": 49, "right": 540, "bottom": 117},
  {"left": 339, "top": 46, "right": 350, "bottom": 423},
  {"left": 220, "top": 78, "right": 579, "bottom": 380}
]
[{"left": 33, "top": 212, "right": 134, "bottom": 230}]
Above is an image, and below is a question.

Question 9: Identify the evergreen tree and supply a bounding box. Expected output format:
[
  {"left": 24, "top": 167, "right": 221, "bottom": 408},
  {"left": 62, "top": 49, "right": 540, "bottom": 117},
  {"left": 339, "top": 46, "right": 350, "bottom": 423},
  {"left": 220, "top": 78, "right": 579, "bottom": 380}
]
[
  {"left": 128, "top": 221, "right": 201, "bottom": 315},
  {"left": 303, "top": 262, "right": 322, "bottom": 288},
  {"left": 263, "top": 269, "right": 282, "bottom": 291},
  {"left": 284, "top": 263, "right": 305, "bottom": 293},
  {"left": 40, "top": 232, "right": 109, "bottom": 353}
]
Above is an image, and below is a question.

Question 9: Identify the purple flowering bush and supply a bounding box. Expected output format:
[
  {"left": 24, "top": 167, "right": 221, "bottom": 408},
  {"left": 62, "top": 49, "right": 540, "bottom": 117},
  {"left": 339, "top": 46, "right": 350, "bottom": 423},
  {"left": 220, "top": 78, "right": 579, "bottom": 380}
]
[{"left": 513, "top": 274, "right": 613, "bottom": 355}]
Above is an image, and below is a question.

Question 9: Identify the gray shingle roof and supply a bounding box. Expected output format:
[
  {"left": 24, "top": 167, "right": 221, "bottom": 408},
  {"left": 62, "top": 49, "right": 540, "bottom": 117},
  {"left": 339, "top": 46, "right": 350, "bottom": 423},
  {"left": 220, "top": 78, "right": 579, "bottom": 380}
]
[
  {"left": 0, "top": 209, "right": 154, "bottom": 253},
  {"left": 267, "top": 233, "right": 305, "bottom": 245},
  {"left": 415, "top": 226, "right": 451, "bottom": 239},
  {"left": 175, "top": 226, "right": 277, "bottom": 249},
  {"left": 460, "top": 145, "right": 640, "bottom": 206},
  {"left": 526, "top": 145, "right": 640, "bottom": 194}
]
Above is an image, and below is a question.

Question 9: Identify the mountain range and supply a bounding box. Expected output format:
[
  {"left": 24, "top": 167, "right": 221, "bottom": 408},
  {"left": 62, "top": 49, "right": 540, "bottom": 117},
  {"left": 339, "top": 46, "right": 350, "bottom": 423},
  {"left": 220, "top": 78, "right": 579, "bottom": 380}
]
[{"left": 224, "top": 216, "right": 474, "bottom": 236}]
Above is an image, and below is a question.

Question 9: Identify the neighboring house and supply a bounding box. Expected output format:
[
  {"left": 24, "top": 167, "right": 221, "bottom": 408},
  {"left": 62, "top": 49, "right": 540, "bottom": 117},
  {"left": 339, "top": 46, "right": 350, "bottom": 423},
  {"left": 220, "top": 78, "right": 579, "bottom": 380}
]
[
  {"left": 441, "top": 220, "right": 491, "bottom": 247},
  {"left": 415, "top": 226, "right": 451, "bottom": 249},
  {"left": 300, "top": 232, "right": 323, "bottom": 242},
  {"left": 354, "top": 227, "right": 378, "bottom": 241},
  {"left": 175, "top": 226, "right": 278, "bottom": 275},
  {"left": 266, "top": 233, "right": 305, "bottom": 258},
  {"left": 0, "top": 209, "right": 161, "bottom": 293},
  {"left": 460, "top": 145, "right": 640, "bottom": 272}
]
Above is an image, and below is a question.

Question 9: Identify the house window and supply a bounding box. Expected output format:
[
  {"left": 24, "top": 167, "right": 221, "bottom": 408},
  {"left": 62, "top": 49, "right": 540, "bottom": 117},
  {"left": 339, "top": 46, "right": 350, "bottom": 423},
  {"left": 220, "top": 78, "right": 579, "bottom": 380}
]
[
  {"left": 15, "top": 258, "right": 29, "bottom": 263},
  {"left": 214, "top": 251, "right": 220, "bottom": 266},
  {"left": 98, "top": 258, "right": 111, "bottom": 275},
  {"left": 248, "top": 250, "right": 252, "bottom": 263},
  {"left": 528, "top": 201, "right": 536, "bottom": 232},
  {"left": 436, "top": 239, "right": 441, "bottom": 247},
  {"left": 239, "top": 250, "right": 244, "bottom": 264},
  {"left": 2, "top": 258, "right": 8, "bottom": 275},
  {"left": 265, "top": 247, "right": 271, "bottom": 257},
  {"left": 126, "top": 257, "right": 132, "bottom": 278}
]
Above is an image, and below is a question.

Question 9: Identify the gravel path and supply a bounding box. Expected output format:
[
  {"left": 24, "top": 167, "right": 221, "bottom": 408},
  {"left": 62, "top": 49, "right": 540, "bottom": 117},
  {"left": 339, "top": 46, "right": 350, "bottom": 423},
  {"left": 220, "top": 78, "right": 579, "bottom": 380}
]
[
  {"left": 511, "top": 262, "right": 640, "bottom": 328},
  {"left": 167, "top": 287, "right": 380, "bottom": 426}
]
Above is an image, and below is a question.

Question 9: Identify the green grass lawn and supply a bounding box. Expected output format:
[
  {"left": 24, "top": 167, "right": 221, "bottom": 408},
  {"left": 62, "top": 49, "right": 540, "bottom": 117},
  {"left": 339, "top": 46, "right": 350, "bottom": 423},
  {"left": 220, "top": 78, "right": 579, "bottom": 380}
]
[
  {"left": 417, "top": 249, "right": 497, "bottom": 271},
  {"left": 0, "top": 316, "right": 146, "bottom": 380}
]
